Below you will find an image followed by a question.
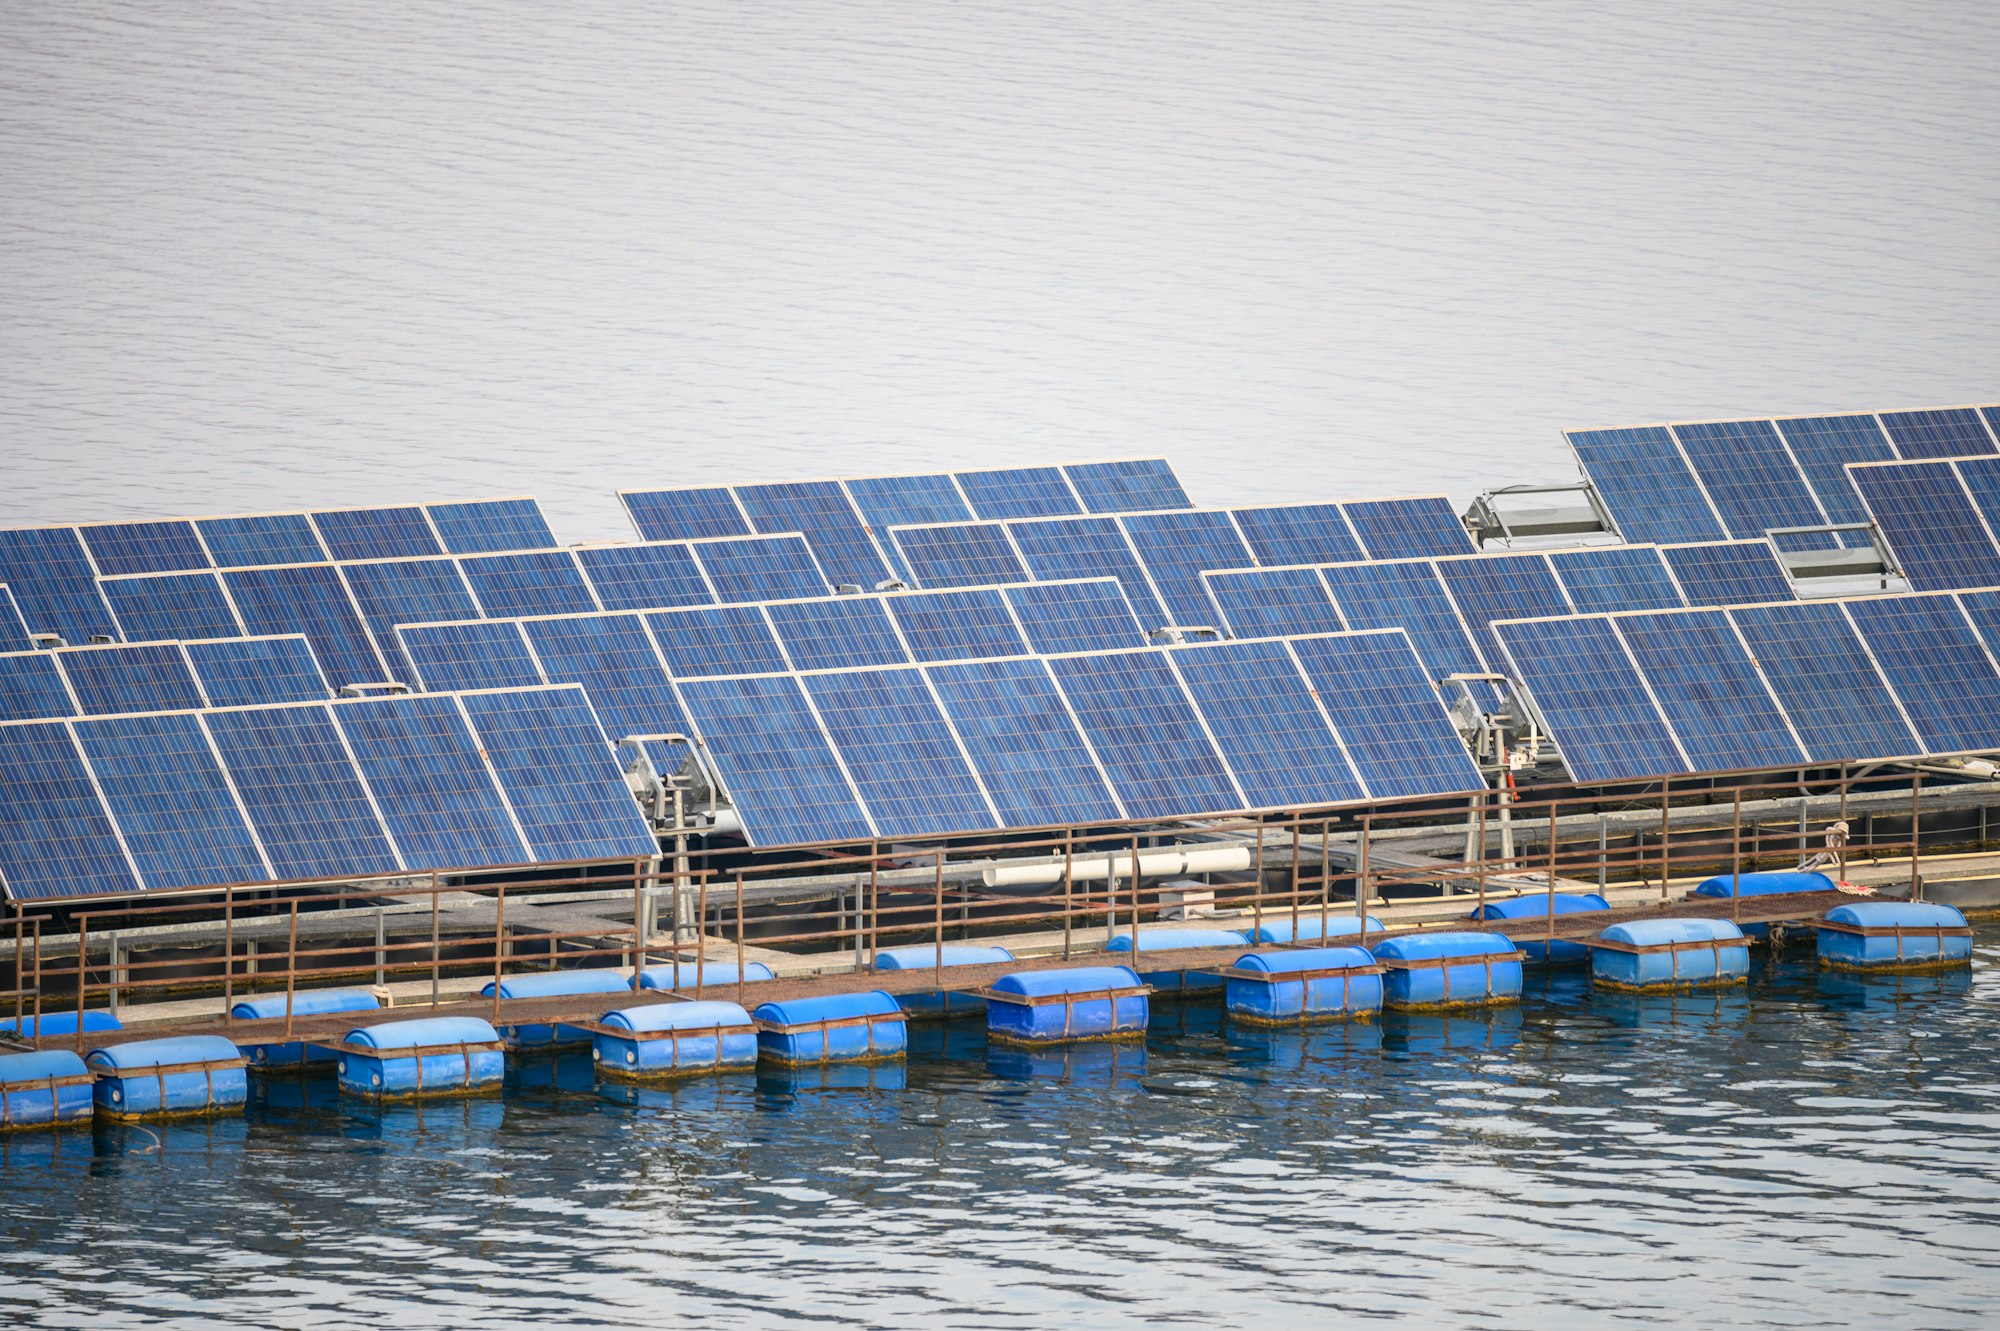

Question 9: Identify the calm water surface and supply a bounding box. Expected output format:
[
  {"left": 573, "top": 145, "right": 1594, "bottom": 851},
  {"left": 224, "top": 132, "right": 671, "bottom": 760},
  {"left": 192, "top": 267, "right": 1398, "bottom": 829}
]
[{"left": 4, "top": 940, "right": 1999, "bottom": 1328}]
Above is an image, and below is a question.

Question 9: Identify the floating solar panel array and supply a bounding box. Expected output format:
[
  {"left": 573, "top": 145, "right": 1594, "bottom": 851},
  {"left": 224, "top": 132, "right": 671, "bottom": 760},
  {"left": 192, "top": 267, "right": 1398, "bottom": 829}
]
[
  {"left": 1491, "top": 589, "right": 2000, "bottom": 784},
  {"left": 0, "top": 586, "right": 30, "bottom": 652},
  {"left": 94, "top": 535, "right": 831, "bottom": 687},
  {"left": 620, "top": 459, "right": 1197, "bottom": 589},
  {"left": 0, "top": 685, "right": 660, "bottom": 902},
  {"left": 0, "top": 497, "right": 559, "bottom": 648},
  {"left": 1565, "top": 403, "right": 1999, "bottom": 547},
  {"left": 1846, "top": 456, "right": 2000, "bottom": 592},
  {"left": 886, "top": 497, "right": 1474, "bottom": 629},
  {"left": 1200, "top": 541, "right": 1795, "bottom": 694},
  {"left": 0, "top": 635, "right": 330, "bottom": 721},
  {"left": 665, "top": 631, "right": 1484, "bottom": 847}
]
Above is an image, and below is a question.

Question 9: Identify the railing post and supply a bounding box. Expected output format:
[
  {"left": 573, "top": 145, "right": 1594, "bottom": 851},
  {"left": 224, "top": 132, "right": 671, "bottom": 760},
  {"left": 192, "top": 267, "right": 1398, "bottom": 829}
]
[
  {"left": 374, "top": 907, "right": 387, "bottom": 986},
  {"left": 1476, "top": 794, "right": 1488, "bottom": 917},
  {"left": 1319, "top": 821, "right": 1332, "bottom": 941},
  {"left": 1129, "top": 836, "right": 1141, "bottom": 957},
  {"left": 492, "top": 884, "right": 506, "bottom": 1022},
  {"left": 1659, "top": 779, "right": 1671, "bottom": 903},
  {"left": 1356, "top": 817, "right": 1371, "bottom": 941},
  {"left": 695, "top": 876, "right": 710, "bottom": 997},
  {"left": 74, "top": 913, "right": 87, "bottom": 1054},
  {"left": 1289, "top": 815, "right": 1301, "bottom": 943},
  {"left": 1546, "top": 802, "right": 1559, "bottom": 953},
  {"left": 431, "top": 874, "right": 441, "bottom": 1009},
  {"left": 1731, "top": 789, "right": 1743, "bottom": 928},
  {"left": 106, "top": 933, "right": 121, "bottom": 1016},
  {"left": 1911, "top": 771, "right": 1923, "bottom": 902},
  {"left": 223, "top": 883, "right": 235, "bottom": 1031},
  {"left": 31, "top": 918, "right": 42, "bottom": 1051},
  {"left": 1062, "top": 832, "right": 1075, "bottom": 961},
  {"left": 735, "top": 874, "right": 747, "bottom": 1007},
  {"left": 284, "top": 901, "right": 299, "bottom": 1040},
  {"left": 934, "top": 851, "right": 946, "bottom": 995}
]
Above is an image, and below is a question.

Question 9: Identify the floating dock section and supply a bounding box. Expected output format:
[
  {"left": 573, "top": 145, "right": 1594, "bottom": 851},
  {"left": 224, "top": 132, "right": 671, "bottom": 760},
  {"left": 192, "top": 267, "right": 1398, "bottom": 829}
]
[
  {"left": 753, "top": 992, "right": 907, "bottom": 1067},
  {"left": 86, "top": 1035, "right": 247, "bottom": 1122},
  {"left": 1816, "top": 902, "right": 1972, "bottom": 973},
  {"left": 594, "top": 1001, "right": 758, "bottom": 1080},
  {"left": 1240, "top": 914, "right": 1385, "bottom": 945},
  {"left": 874, "top": 944, "right": 1014, "bottom": 1017},
  {"left": 981, "top": 966, "right": 1150, "bottom": 1046},
  {"left": 1372, "top": 932, "right": 1524, "bottom": 1011},
  {"left": 0, "top": 1050, "right": 95, "bottom": 1132},
  {"left": 231, "top": 988, "right": 381, "bottom": 1067},
  {"left": 1470, "top": 893, "right": 1609, "bottom": 964},
  {"left": 1106, "top": 928, "right": 1248, "bottom": 993},
  {"left": 481, "top": 970, "right": 631, "bottom": 1046},
  {"left": 1222, "top": 946, "right": 1383, "bottom": 1026},
  {"left": 1591, "top": 919, "right": 1750, "bottom": 992},
  {"left": 0, "top": 1011, "right": 122, "bottom": 1040},
  {"left": 335, "top": 1016, "right": 505, "bottom": 1100}
]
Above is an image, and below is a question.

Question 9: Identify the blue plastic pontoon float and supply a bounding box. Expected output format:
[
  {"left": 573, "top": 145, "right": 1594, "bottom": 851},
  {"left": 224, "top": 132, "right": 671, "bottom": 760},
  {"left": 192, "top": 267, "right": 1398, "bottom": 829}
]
[
  {"left": 1105, "top": 928, "right": 1248, "bottom": 993},
  {"left": 229, "top": 988, "right": 382, "bottom": 1068},
  {"left": 981, "top": 966, "right": 1150, "bottom": 1046},
  {"left": 873, "top": 944, "right": 1014, "bottom": 1017},
  {"left": 1238, "top": 914, "right": 1386, "bottom": 945},
  {"left": 594, "top": 1000, "right": 759, "bottom": 1079},
  {"left": 635, "top": 959, "right": 776, "bottom": 992},
  {"left": 335, "top": 1016, "right": 505, "bottom": 1100},
  {"left": 0, "top": 1049, "right": 95, "bottom": 1132},
  {"left": 753, "top": 991, "right": 908, "bottom": 1067},
  {"left": 1816, "top": 901, "right": 1972, "bottom": 973},
  {"left": 1590, "top": 918, "right": 1750, "bottom": 992},
  {"left": 86, "top": 1035, "right": 248, "bottom": 1122},
  {"left": 0, "top": 1011, "right": 122, "bottom": 1040},
  {"left": 1468, "top": 893, "right": 1610, "bottom": 965},
  {"left": 480, "top": 970, "right": 632, "bottom": 1047},
  {"left": 1371, "top": 932, "right": 1524, "bottom": 1011},
  {"left": 1222, "top": 946, "right": 1383, "bottom": 1026}
]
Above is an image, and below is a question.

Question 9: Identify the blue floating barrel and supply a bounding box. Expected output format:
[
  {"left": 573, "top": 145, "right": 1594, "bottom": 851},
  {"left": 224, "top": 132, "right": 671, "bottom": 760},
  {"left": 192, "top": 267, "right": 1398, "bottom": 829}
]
[
  {"left": 1590, "top": 919, "right": 1750, "bottom": 992},
  {"left": 1692, "top": 870, "right": 1835, "bottom": 898},
  {"left": 753, "top": 991, "right": 907, "bottom": 1066},
  {"left": 336, "top": 1016, "right": 505, "bottom": 1100},
  {"left": 635, "top": 959, "right": 776, "bottom": 991},
  {"left": 0, "top": 1010, "right": 122, "bottom": 1039},
  {"left": 480, "top": 970, "right": 632, "bottom": 1047},
  {"left": 229, "top": 988, "right": 382, "bottom": 1068},
  {"left": 1223, "top": 947, "right": 1383, "bottom": 1026},
  {"left": 982, "top": 966, "right": 1149, "bottom": 1046},
  {"left": 873, "top": 945, "right": 1014, "bottom": 1018},
  {"left": 1816, "top": 901, "right": 1972, "bottom": 973},
  {"left": 1371, "top": 932, "right": 1524, "bottom": 1011},
  {"left": 0, "top": 1050, "right": 95, "bottom": 1132},
  {"left": 594, "top": 1001, "right": 758, "bottom": 1079},
  {"left": 85, "top": 1036, "right": 247, "bottom": 1121},
  {"left": 1105, "top": 928, "right": 1248, "bottom": 993},
  {"left": 1239, "top": 914, "right": 1386, "bottom": 945},
  {"left": 1468, "top": 893, "right": 1610, "bottom": 965}
]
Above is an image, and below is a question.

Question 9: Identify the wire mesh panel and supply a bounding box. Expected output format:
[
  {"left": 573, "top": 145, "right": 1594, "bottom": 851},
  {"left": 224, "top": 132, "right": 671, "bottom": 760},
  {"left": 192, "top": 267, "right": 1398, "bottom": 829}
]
[
  {"left": 802, "top": 667, "right": 999, "bottom": 836},
  {"left": 72, "top": 713, "right": 270, "bottom": 890}
]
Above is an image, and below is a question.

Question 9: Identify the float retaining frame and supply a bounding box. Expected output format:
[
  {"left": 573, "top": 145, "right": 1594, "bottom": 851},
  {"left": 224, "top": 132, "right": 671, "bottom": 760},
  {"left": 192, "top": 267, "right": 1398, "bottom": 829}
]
[
  {"left": 579, "top": 1016, "right": 759, "bottom": 1081},
  {"left": 971, "top": 981, "right": 1153, "bottom": 1046},
  {"left": 1588, "top": 933, "right": 1749, "bottom": 992},
  {"left": 92, "top": 1054, "right": 250, "bottom": 1122},
  {"left": 1375, "top": 948, "right": 1525, "bottom": 1011},
  {"left": 752, "top": 1009, "right": 908, "bottom": 1067},
  {"left": 326, "top": 1037, "right": 506, "bottom": 1100},
  {"left": 1814, "top": 918, "right": 1974, "bottom": 973},
  {"left": 0, "top": 1070, "right": 96, "bottom": 1132},
  {"left": 1214, "top": 961, "right": 1385, "bottom": 1028}
]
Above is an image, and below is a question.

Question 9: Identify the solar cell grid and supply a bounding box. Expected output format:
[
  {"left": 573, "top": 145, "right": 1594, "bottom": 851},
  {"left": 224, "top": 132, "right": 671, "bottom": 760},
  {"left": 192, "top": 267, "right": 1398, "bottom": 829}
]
[
  {"left": 520, "top": 615, "right": 689, "bottom": 742},
  {"left": 397, "top": 620, "right": 545, "bottom": 692},
  {"left": 0, "top": 722, "right": 141, "bottom": 899},
  {"left": 1843, "top": 596, "right": 2000, "bottom": 754},
  {"left": 1044, "top": 651, "right": 1241, "bottom": 819},
  {"left": 1728, "top": 601, "right": 1921, "bottom": 762},
  {"left": 1200, "top": 568, "right": 1346, "bottom": 638},
  {"left": 765, "top": 598, "right": 910, "bottom": 671},
  {"left": 78, "top": 520, "right": 212, "bottom": 576},
  {"left": 1611, "top": 611, "right": 1806, "bottom": 772},
  {"left": 673, "top": 674, "right": 876, "bottom": 845},
  {"left": 1565, "top": 427, "right": 1727, "bottom": 544},
  {"left": 73, "top": 713, "right": 269, "bottom": 890},
  {"left": 1063, "top": 459, "right": 1192, "bottom": 514},
  {"left": 454, "top": 689, "right": 660, "bottom": 862},
  {"left": 1228, "top": 504, "right": 1365, "bottom": 567},
  {"left": 425, "top": 498, "right": 558, "bottom": 555},
  {"left": 183, "top": 636, "right": 332, "bottom": 706},
  {"left": 201, "top": 705, "right": 403, "bottom": 881},
  {"left": 1846, "top": 463, "right": 2000, "bottom": 592},
  {"left": 0, "top": 654, "right": 78, "bottom": 721},
  {"left": 1659, "top": 541, "right": 1795, "bottom": 606},
  {"left": 0, "top": 587, "right": 31, "bottom": 652},
  {"left": 310, "top": 506, "right": 445, "bottom": 561},
  {"left": 1545, "top": 547, "right": 1685, "bottom": 614},
  {"left": 890, "top": 522, "right": 1030, "bottom": 589},
  {"left": 1003, "top": 580, "right": 1148, "bottom": 653},
  {"left": 1285, "top": 632, "right": 1486, "bottom": 799},
  {"left": 332, "top": 695, "right": 531, "bottom": 869},
  {"left": 1492, "top": 616, "right": 1686, "bottom": 783},
  {"left": 801, "top": 668, "right": 997, "bottom": 836},
  {"left": 1117, "top": 510, "right": 1254, "bottom": 626},
  {"left": 1168, "top": 639, "right": 1366, "bottom": 808},
  {"left": 195, "top": 513, "right": 328, "bottom": 568},
  {"left": 1953, "top": 589, "right": 2000, "bottom": 663},
  {"left": 923, "top": 657, "right": 1123, "bottom": 826},
  {"left": 1340, "top": 496, "right": 1478, "bottom": 559},
  {"left": 222, "top": 564, "right": 392, "bottom": 689},
  {"left": 573, "top": 543, "right": 714, "bottom": 611},
  {"left": 734, "top": 480, "right": 892, "bottom": 589},
  {"left": 1942, "top": 458, "right": 2000, "bottom": 557},
  {"left": 885, "top": 588, "right": 1028, "bottom": 662},
  {"left": 644, "top": 605, "right": 790, "bottom": 678},
  {"left": 459, "top": 550, "right": 599, "bottom": 618},
  {"left": 98, "top": 572, "right": 244, "bottom": 643},
  {"left": 0, "top": 526, "right": 121, "bottom": 645},
  {"left": 1317, "top": 561, "right": 1487, "bottom": 683},
  {"left": 1771, "top": 414, "right": 1896, "bottom": 537},
  {"left": 1433, "top": 555, "right": 1574, "bottom": 668},
  {"left": 1008, "top": 516, "right": 1168, "bottom": 628},
  {"left": 690, "top": 535, "right": 830, "bottom": 602},
  {"left": 337, "top": 558, "right": 482, "bottom": 681},
  {"left": 1878, "top": 407, "right": 1997, "bottom": 460},
  {"left": 621, "top": 487, "right": 753, "bottom": 542},
  {"left": 954, "top": 467, "right": 1082, "bottom": 519},
  {"left": 1669, "top": 419, "right": 1828, "bottom": 540},
  {"left": 846, "top": 476, "right": 975, "bottom": 581},
  {"left": 58, "top": 643, "right": 205, "bottom": 715}
]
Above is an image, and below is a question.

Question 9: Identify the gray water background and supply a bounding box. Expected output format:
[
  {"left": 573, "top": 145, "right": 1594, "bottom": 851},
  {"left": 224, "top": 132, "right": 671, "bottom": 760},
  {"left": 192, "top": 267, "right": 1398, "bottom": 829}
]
[{"left": 4, "top": 3, "right": 2000, "bottom": 1325}]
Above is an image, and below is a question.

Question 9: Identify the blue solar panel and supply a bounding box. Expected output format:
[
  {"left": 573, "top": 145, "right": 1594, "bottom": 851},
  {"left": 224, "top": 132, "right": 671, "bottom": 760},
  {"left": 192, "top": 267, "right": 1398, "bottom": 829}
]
[
  {"left": 0, "top": 722, "right": 141, "bottom": 899},
  {"left": 955, "top": 467, "right": 1082, "bottom": 519},
  {"left": 1169, "top": 639, "right": 1366, "bottom": 808},
  {"left": 520, "top": 616, "right": 689, "bottom": 742},
  {"left": 183, "top": 636, "right": 331, "bottom": 706},
  {"left": 766, "top": 598, "right": 911, "bottom": 671},
  {"left": 425, "top": 498, "right": 558, "bottom": 554},
  {"left": 0, "top": 654, "right": 78, "bottom": 721},
  {"left": 892, "top": 523, "right": 1031, "bottom": 589},
  {"left": 1545, "top": 547, "right": 1685, "bottom": 614},
  {"left": 1318, "top": 561, "right": 1487, "bottom": 680},
  {"left": 1985, "top": 407, "right": 2000, "bottom": 443},
  {"left": 1063, "top": 459, "right": 1192, "bottom": 513},
  {"left": 735, "top": 481, "right": 892, "bottom": 588},
  {"left": 674, "top": 674, "right": 875, "bottom": 845},
  {"left": 1286, "top": 633, "right": 1485, "bottom": 799},
  {"left": 1771, "top": 415, "right": 1897, "bottom": 528},
  {"left": 1044, "top": 652, "right": 1241, "bottom": 818},
  {"left": 1434, "top": 555, "right": 1574, "bottom": 668},
  {"left": 1201, "top": 568, "right": 1346, "bottom": 638},
  {"left": 1009, "top": 516, "right": 1168, "bottom": 628},
  {"left": 73, "top": 713, "right": 269, "bottom": 889},
  {"left": 846, "top": 476, "right": 975, "bottom": 580},
  {"left": 455, "top": 688, "right": 659, "bottom": 861},
  {"left": 1119, "top": 510, "right": 1255, "bottom": 626},
  {"left": 691, "top": 535, "right": 830, "bottom": 602},
  {"left": 644, "top": 606, "right": 789, "bottom": 677},
  {"left": 1955, "top": 589, "right": 2000, "bottom": 662},
  {"left": 1229, "top": 504, "right": 1365, "bottom": 566},
  {"left": 1846, "top": 463, "right": 2000, "bottom": 592},
  {"left": 1943, "top": 458, "right": 2000, "bottom": 559},
  {"left": 203, "top": 705, "right": 402, "bottom": 880},
  {"left": 224, "top": 565, "right": 392, "bottom": 689},
  {"left": 0, "top": 526, "right": 121, "bottom": 645},
  {"left": 1566, "top": 427, "right": 1727, "bottom": 544},
  {"left": 1341, "top": 496, "right": 1478, "bottom": 559},
  {"left": 1491, "top": 617, "right": 1686, "bottom": 783},
  {"left": 0, "top": 587, "right": 30, "bottom": 652},
  {"left": 78, "top": 520, "right": 212, "bottom": 576},
  {"left": 460, "top": 550, "right": 599, "bottom": 618},
  {"left": 338, "top": 559, "right": 481, "bottom": 680},
  {"left": 332, "top": 694, "right": 532, "bottom": 869},
  {"left": 924, "top": 658, "right": 1122, "bottom": 825},
  {"left": 1843, "top": 596, "right": 2000, "bottom": 754},
  {"left": 196, "top": 513, "right": 328, "bottom": 567},
  {"left": 1729, "top": 601, "right": 1921, "bottom": 762},
  {"left": 1659, "top": 541, "right": 1795, "bottom": 606},
  {"left": 886, "top": 589, "right": 1028, "bottom": 662},
  {"left": 802, "top": 668, "right": 997, "bottom": 836},
  {"left": 574, "top": 543, "right": 714, "bottom": 611},
  {"left": 59, "top": 644, "right": 204, "bottom": 715},
  {"left": 1003, "top": 580, "right": 1148, "bottom": 653},
  {"left": 98, "top": 572, "right": 244, "bottom": 642},
  {"left": 1879, "top": 407, "right": 1997, "bottom": 460},
  {"left": 1613, "top": 611, "right": 1805, "bottom": 772},
  {"left": 310, "top": 506, "right": 445, "bottom": 561},
  {"left": 1670, "top": 420, "right": 1827, "bottom": 539},
  {"left": 620, "top": 487, "right": 753, "bottom": 541},
  {"left": 397, "top": 620, "right": 545, "bottom": 692}
]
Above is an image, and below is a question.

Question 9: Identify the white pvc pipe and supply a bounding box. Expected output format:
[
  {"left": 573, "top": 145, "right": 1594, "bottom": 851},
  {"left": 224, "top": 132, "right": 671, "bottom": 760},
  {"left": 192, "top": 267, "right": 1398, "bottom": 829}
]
[{"left": 981, "top": 845, "right": 1245, "bottom": 888}]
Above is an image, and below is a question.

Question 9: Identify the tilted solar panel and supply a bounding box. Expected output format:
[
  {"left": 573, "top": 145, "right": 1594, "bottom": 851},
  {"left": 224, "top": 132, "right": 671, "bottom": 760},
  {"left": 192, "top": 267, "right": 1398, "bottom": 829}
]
[
  {"left": 196, "top": 513, "right": 328, "bottom": 568},
  {"left": 1492, "top": 616, "right": 1686, "bottom": 783},
  {"left": 0, "top": 526, "right": 121, "bottom": 645},
  {"left": 689, "top": 535, "right": 830, "bottom": 602},
  {"left": 1877, "top": 407, "right": 1997, "bottom": 460},
  {"left": 802, "top": 668, "right": 999, "bottom": 837},
  {"left": 1843, "top": 596, "right": 2000, "bottom": 754},
  {"left": 183, "top": 636, "right": 332, "bottom": 706},
  {"left": 224, "top": 565, "right": 393, "bottom": 688},
  {"left": 337, "top": 558, "right": 482, "bottom": 681},
  {"left": 674, "top": 674, "right": 877, "bottom": 845},
  {"left": 1229, "top": 504, "right": 1365, "bottom": 567},
  {"left": 1954, "top": 588, "right": 2000, "bottom": 662},
  {"left": 574, "top": 543, "right": 714, "bottom": 611},
  {"left": 846, "top": 475, "right": 975, "bottom": 580},
  {"left": 77, "top": 520, "right": 212, "bottom": 576},
  {"left": 1658, "top": 541, "right": 1795, "bottom": 606},
  {"left": 459, "top": 550, "right": 600, "bottom": 618},
  {"left": 454, "top": 688, "right": 661, "bottom": 862},
  {"left": 923, "top": 657, "right": 1123, "bottom": 826},
  {"left": 200, "top": 705, "right": 403, "bottom": 882},
  {"left": 621, "top": 487, "right": 753, "bottom": 542},
  {"left": 890, "top": 522, "right": 1031, "bottom": 589},
  {"left": 425, "top": 498, "right": 558, "bottom": 555},
  {"left": 72, "top": 713, "right": 270, "bottom": 890},
  {"left": 1433, "top": 555, "right": 1573, "bottom": 669},
  {"left": 332, "top": 694, "right": 533, "bottom": 870},
  {"left": 1008, "top": 516, "right": 1168, "bottom": 628},
  {"left": 0, "top": 722, "right": 143, "bottom": 899},
  {"left": 1118, "top": 510, "right": 1254, "bottom": 626},
  {"left": 955, "top": 467, "right": 1082, "bottom": 519},
  {"left": 1564, "top": 426, "right": 1727, "bottom": 545},
  {"left": 1340, "top": 496, "right": 1477, "bottom": 559},
  {"left": 1943, "top": 458, "right": 2000, "bottom": 561},
  {"left": 98, "top": 571, "right": 244, "bottom": 643},
  {"left": 1544, "top": 547, "right": 1685, "bottom": 614},
  {"left": 0, "top": 653, "right": 79, "bottom": 721},
  {"left": 1167, "top": 639, "right": 1367, "bottom": 808},
  {"left": 1201, "top": 567, "right": 1347, "bottom": 638},
  {"left": 310, "top": 506, "right": 446, "bottom": 561},
  {"left": 1286, "top": 632, "right": 1485, "bottom": 799},
  {"left": 1612, "top": 611, "right": 1806, "bottom": 772},
  {"left": 1846, "top": 462, "right": 2000, "bottom": 592},
  {"left": 1770, "top": 415, "right": 1896, "bottom": 528},
  {"left": 1728, "top": 601, "right": 1921, "bottom": 763},
  {"left": 884, "top": 588, "right": 1029, "bottom": 662},
  {"left": 766, "top": 597, "right": 910, "bottom": 671},
  {"left": 0, "top": 587, "right": 32, "bottom": 652},
  {"left": 1063, "top": 459, "right": 1192, "bottom": 514},
  {"left": 1043, "top": 651, "right": 1242, "bottom": 819},
  {"left": 1318, "top": 561, "right": 1487, "bottom": 682},
  {"left": 734, "top": 480, "right": 893, "bottom": 588},
  {"left": 1669, "top": 420, "right": 1829, "bottom": 540},
  {"left": 1002, "top": 580, "right": 1148, "bottom": 653},
  {"left": 58, "top": 643, "right": 205, "bottom": 715},
  {"left": 644, "top": 605, "right": 790, "bottom": 678},
  {"left": 520, "top": 615, "right": 690, "bottom": 741},
  {"left": 398, "top": 620, "right": 546, "bottom": 692}
]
